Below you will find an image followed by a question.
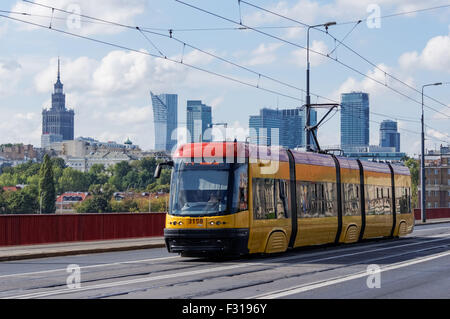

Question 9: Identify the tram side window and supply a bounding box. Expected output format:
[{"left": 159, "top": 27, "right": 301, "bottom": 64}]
[
  {"left": 277, "top": 179, "right": 291, "bottom": 218},
  {"left": 365, "top": 185, "right": 391, "bottom": 215},
  {"left": 232, "top": 164, "right": 248, "bottom": 212},
  {"left": 297, "top": 181, "right": 337, "bottom": 218},
  {"left": 365, "top": 185, "right": 377, "bottom": 215},
  {"left": 324, "top": 182, "right": 337, "bottom": 217},
  {"left": 296, "top": 181, "right": 310, "bottom": 217},
  {"left": 252, "top": 178, "right": 290, "bottom": 219},
  {"left": 383, "top": 187, "right": 392, "bottom": 215},
  {"left": 397, "top": 187, "right": 411, "bottom": 214},
  {"left": 343, "top": 184, "right": 360, "bottom": 216}
]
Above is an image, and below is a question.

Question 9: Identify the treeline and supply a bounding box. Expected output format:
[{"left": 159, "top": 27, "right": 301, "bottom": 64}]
[{"left": 0, "top": 156, "right": 171, "bottom": 214}]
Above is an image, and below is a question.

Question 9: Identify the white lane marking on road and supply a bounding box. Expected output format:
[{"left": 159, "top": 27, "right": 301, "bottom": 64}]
[
  {"left": 259, "top": 234, "right": 450, "bottom": 266},
  {"left": 0, "top": 233, "right": 427, "bottom": 279},
  {"left": 4, "top": 235, "right": 450, "bottom": 299},
  {"left": 3, "top": 226, "right": 449, "bottom": 280},
  {"left": 0, "top": 256, "right": 180, "bottom": 279},
  {"left": 413, "top": 226, "right": 450, "bottom": 232},
  {"left": 4, "top": 262, "right": 261, "bottom": 299},
  {"left": 251, "top": 247, "right": 450, "bottom": 299}
]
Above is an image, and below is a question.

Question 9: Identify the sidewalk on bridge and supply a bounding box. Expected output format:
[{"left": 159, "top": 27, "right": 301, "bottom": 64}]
[
  {"left": 0, "top": 237, "right": 166, "bottom": 262},
  {"left": 414, "top": 218, "right": 450, "bottom": 225}
]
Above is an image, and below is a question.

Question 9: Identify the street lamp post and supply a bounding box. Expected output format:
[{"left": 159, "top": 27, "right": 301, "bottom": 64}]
[
  {"left": 421, "top": 82, "right": 442, "bottom": 223},
  {"left": 306, "top": 22, "right": 336, "bottom": 151}
]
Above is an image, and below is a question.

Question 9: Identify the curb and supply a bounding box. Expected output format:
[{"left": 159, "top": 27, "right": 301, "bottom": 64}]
[
  {"left": 0, "top": 242, "right": 166, "bottom": 262},
  {"left": 415, "top": 221, "right": 450, "bottom": 226}
]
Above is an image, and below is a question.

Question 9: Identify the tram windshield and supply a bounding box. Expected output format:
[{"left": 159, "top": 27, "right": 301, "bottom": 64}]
[{"left": 169, "top": 160, "right": 248, "bottom": 217}]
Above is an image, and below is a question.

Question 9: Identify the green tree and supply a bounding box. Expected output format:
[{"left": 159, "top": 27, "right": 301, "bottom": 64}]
[
  {"left": 39, "top": 154, "right": 56, "bottom": 214},
  {"left": 51, "top": 157, "right": 66, "bottom": 170},
  {"left": 108, "top": 161, "right": 132, "bottom": 191},
  {"left": 2, "top": 185, "right": 38, "bottom": 214},
  {"left": 88, "top": 164, "right": 109, "bottom": 185},
  {"left": 76, "top": 183, "right": 117, "bottom": 213},
  {"left": 58, "top": 167, "right": 90, "bottom": 193}
]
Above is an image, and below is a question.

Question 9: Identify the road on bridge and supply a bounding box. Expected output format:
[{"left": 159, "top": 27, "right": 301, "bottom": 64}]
[{"left": 0, "top": 222, "right": 449, "bottom": 299}]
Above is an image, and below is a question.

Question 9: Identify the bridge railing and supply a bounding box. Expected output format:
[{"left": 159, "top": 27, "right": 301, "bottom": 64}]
[
  {"left": 0, "top": 212, "right": 166, "bottom": 247},
  {"left": 414, "top": 208, "right": 450, "bottom": 221}
]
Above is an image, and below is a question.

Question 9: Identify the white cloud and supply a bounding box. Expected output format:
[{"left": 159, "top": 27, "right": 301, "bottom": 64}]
[
  {"left": 399, "top": 32, "right": 450, "bottom": 72},
  {"left": 35, "top": 56, "right": 98, "bottom": 94},
  {"left": 0, "top": 21, "right": 8, "bottom": 38},
  {"left": 291, "top": 40, "right": 329, "bottom": 68},
  {"left": 0, "top": 110, "right": 41, "bottom": 145},
  {"left": 0, "top": 59, "right": 22, "bottom": 97},
  {"left": 104, "top": 106, "right": 152, "bottom": 125},
  {"left": 426, "top": 128, "right": 449, "bottom": 141},
  {"left": 243, "top": 43, "right": 283, "bottom": 66},
  {"left": 10, "top": 0, "right": 146, "bottom": 36},
  {"left": 333, "top": 63, "right": 402, "bottom": 99},
  {"left": 432, "top": 105, "right": 450, "bottom": 120},
  {"left": 210, "top": 96, "right": 224, "bottom": 109}
]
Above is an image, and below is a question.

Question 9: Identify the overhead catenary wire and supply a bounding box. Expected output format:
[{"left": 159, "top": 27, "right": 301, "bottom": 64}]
[
  {"left": 238, "top": 0, "right": 450, "bottom": 113},
  {"left": 3, "top": 2, "right": 448, "bottom": 144},
  {"left": 336, "top": 3, "right": 450, "bottom": 26},
  {"left": 14, "top": 0, "right": 335, "bottom": 104},
  {"left": 0, "top": 12, "right": 305, "bottom": 104},
  {"left": 18, "top": 0, "right": 450, "bottom": 114},
  {"left": 174, "top": 0, "right": 450, "bottom": 119}
]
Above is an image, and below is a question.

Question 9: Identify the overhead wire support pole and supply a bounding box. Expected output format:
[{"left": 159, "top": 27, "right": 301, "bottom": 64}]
[
  {"left": 421, "top": 82, "right": 442, "bottom": 223},
  {"left": 306, "top": 22, "right": 336, "bottom": 152},
  {"left": 305, "top": 103, "right": 340, "bottom": 153}
]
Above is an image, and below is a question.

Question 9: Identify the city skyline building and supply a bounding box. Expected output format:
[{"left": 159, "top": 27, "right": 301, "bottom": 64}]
[
  {"left": 186, "top": 100, "right": 212, "bottom": 143},
  {"left": 380, "top": 119, "right": 401, "bottom": 152},
  {"left": 41, "top": 58, "right": 74, "bottom": 147},
  {"left": 150, "top": 92, "right": 178, "bottom": 152},
  {"left": 340, "top": 92, "right": 370, "bottom": 151},
  {"left": 249, "top": 107, "right": 316, "bottom": 148}
]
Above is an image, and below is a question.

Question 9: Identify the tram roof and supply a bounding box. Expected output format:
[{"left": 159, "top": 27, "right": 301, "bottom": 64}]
[{"left": 172, "top": 142, "right": 410, "bottom": 175}]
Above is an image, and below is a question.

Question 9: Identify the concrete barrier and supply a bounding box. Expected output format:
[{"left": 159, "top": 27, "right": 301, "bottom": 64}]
[{"left": 0, "top": 213, "right": 166, "bottom": 247}]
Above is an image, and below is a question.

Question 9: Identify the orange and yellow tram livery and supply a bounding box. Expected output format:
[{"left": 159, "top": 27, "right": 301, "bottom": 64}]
[{"left": 156, "top": 142, "right": 413, "bottom": 256}]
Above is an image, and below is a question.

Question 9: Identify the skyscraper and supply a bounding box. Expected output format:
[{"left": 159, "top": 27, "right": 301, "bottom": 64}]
[
  {"left": 150, "top": 92, "right": 178, "bottom": 151},
  {"left": 42, "top": 58, "right": 74, "bottom": 147},
  {"left": 340, "top": 92, "right": 369, "bottom": 150},
  {"left": 379, "top": 120, "right": 400, "bottom": 152},
  {"left": 186, "top": 100, "right": 212, "bottom": 143},
  {"left": 249, "top": 107, "right": 316, "bottom": 148}
]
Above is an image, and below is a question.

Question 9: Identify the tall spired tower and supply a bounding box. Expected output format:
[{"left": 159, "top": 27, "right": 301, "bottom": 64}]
[{"left": 42, "top": 58, "right": 75, "bottom": 147}]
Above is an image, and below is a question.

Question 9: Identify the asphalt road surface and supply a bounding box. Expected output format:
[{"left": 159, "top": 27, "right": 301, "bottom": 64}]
[{"left": 0, "top": 222, "right": 449, "bottom": 299}]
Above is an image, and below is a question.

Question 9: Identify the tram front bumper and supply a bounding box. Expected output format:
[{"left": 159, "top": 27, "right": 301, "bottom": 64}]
[{"left": 164, "top": 228, "right": 249, "bottom": 256}]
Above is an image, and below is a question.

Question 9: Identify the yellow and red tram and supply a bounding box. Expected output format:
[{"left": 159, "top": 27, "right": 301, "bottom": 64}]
[{"left": 159, "top": 142, "right": 413, "bottom": 256}]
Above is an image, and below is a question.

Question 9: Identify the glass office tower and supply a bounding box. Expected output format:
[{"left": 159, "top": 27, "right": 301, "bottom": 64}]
[
  {"left": 186, "top": 100, "right": 212, "bottom": 143},
  {"left": 380, "top": 120, "right": 400, "bottom": 152},
  {"left": 249, "top": 107, "right": 316, "bottom": 148},
  {"left": 151, "top": 92, "right": 178, "bottom": 151},
  {"left": 340, "top": 92, "right": 369, "bottom": 151}
]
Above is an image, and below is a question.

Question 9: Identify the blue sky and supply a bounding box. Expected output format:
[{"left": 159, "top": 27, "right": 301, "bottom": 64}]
[{"left": 0, "top": 0, "right": 449, "bottom": 156}]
